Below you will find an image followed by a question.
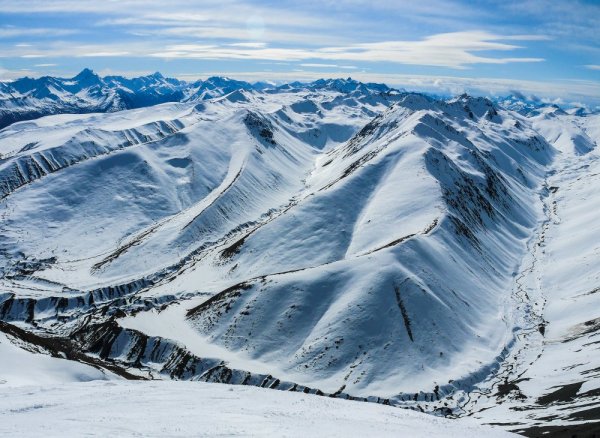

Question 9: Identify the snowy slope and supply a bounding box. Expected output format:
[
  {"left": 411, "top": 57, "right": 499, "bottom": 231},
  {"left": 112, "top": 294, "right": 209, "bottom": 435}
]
[
  {"left": 0, "top": 77, "right": 599, "bottom": 435},
  {"left": 0, "top": 381, "right": 515, "bottom": 438},
  {"left": 173, "top": 93, "right": 553, "bottom": 402},
  {"left": 0, "top": 91, "right": 548, "bottom": 398},
  {"left": 459, "top": 113, "right": 600, "bottom": 435},
  {"left": 0, "top": 331, "right": 113, "bottom": 386}
]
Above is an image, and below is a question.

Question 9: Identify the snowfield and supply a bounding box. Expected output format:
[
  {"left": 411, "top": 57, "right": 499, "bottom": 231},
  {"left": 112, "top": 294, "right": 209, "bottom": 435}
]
[
  {"left": 0, "top": 330, "right": 513, "bottom": 436},
  {"left": 0, "top": 332, "right": 110, "bottom": 386},
  {"left": 1, "top": 72, "right": 599, "bottom": 436},
  {"left": 0, "top": 381, "right": 515, "bottom": 437}
]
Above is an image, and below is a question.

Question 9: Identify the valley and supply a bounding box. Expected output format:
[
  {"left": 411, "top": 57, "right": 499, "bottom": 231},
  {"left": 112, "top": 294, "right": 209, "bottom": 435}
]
[{"left": 0, "top": 73, "right": 599, "bottom": 436}]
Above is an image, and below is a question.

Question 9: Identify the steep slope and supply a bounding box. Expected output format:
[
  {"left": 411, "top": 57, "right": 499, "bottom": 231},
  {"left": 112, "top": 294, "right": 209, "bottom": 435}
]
[
  {"left": 0, "top": 85, "right": 597, "bottom": 435},
  {"left": 460, "top": 112, "right": 600, "bottom": 436},
  {"left": 176, "top": 94, "right": 553, "bottom": 404},
  {"left": 0, "top": 87, "right": 383, "bottom": 297},
  {"left": 1, "top": 90, "right": 553, "bottom": 403}
]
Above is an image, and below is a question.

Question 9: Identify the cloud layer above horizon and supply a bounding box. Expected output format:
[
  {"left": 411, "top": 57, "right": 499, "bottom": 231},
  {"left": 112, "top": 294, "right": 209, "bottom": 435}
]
[{"left": 0, "top": 0, "right": 598, "bottom": 104}]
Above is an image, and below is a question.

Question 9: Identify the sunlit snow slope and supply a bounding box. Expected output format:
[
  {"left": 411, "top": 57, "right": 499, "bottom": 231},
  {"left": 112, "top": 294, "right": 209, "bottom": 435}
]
[
  {"left": 0, "top": 381, "right": 515, "bottom": 438},
  {"left": 0, "top": 81, "right": 598, "bottom": 436}
]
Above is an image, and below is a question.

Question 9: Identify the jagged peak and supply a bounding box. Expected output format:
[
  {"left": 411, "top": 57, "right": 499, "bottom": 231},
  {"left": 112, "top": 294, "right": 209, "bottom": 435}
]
[
  {"left": 307, "top": 77, "right": 393, "bottom": 95},
  {"left": 392, "top": 92, "right": 435, "bottom": 112},
  {"left": 73, "top": 68, "right": 100, "bottom": 81},
  {"left": 447, "top": 92, "right": 495, "bottom": 108},
  {"left": 221, "top": 88, "right": 252, "bottom": 103},
  {"left": 445, "top": 93, "right": 501, "bottom": 120}
]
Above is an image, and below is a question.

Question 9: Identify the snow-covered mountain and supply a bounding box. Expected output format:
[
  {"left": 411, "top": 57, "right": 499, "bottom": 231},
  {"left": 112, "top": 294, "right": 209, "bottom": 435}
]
[
  {"left": 0, "top": 69, "right": 188, "bottom": 129},
  {"left": 183, "top": 76, "right": 256, "bottom": 101},
  {"left": 495, "top": 93, "right": 598, "bottom": 118},
  {"left": 0, "top": 71, "right": 407, "bottom": 131},
  {"left": 0, "top": 74, "right": 599, "bottom": 437}
]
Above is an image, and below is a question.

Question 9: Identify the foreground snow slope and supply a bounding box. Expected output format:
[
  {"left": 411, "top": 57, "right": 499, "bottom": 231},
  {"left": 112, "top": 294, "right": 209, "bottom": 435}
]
[
  {"left": 0, "top": 332, "right": 112, "bottom": 386},
  {"left": 0, "top": 381, "right": 515, "bottom": 438}
]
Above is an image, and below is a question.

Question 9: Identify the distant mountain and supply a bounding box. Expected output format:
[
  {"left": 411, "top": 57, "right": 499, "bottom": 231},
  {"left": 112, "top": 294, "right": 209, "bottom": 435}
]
[
  {"left": 0, "top": 69, "right": 194, "bottom": 129},
  {"left": 306, "top": 77, "right": 397, "bottom": 94},
  {"left": 1, "top": 69, "right": 594, "bottom": 132},
  {"left": 0, "top": 71, "right": 408, "bottom": 129},
  {"left": 494, "top": 93, "right": 552, "bottom": 116},
  {"left": 183, "top": 76, "right": 255, "bottom": 101},
  {"left": 493, "top": 93, "right": 598, "bottom": 117}
]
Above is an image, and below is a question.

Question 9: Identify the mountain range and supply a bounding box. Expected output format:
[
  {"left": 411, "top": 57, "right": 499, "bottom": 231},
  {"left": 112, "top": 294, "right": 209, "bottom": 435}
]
[
  {"left": 2, "top": 69, "right": 595, "bottom": 132},
  {"left": 0, "top": 69, "right": 599, "bottom": 437},
  {"left": 0, "top": 69, "right": 406, "bottom": 130}
]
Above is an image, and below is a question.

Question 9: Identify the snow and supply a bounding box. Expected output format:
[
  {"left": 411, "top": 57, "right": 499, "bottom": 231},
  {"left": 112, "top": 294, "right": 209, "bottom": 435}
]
[
  {"left": 462, "top": 112, "right": 600, "bottom": 429},
  {"left": 119, "top": 303, "right": 277, "bottom": 377},
  {"left": 1, "top": 74, "right": 599, "bottom": 435},
  {"left": 0, "top": 380, "right": 515, "bottom": 437},
  {"left": 0, "top": 89, "right": 553, "bottom": 402},
  {"left": 0, "top": 332, "right": 111, "bottom": 386}
]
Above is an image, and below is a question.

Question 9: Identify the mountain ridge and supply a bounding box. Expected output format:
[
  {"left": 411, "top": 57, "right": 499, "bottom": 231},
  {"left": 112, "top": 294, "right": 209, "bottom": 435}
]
[
  {"left": 2, "top": 69, "right": 595, "bottom": 131},
  {"left": 0, "top": 71, "right": 599, "bottom": 436}
]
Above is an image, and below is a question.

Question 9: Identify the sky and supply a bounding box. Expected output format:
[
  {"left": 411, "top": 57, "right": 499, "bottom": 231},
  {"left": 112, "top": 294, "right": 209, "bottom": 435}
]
[{"left": 0, "top": 0, "right": 598, "bottom": 105}]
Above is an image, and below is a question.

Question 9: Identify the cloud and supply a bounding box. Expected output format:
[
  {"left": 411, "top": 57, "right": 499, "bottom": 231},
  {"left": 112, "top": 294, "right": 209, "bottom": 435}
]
[
  {"left": 80, "top": 51, "right": 130, "bottom": 57},
  {"left": 0, "top": 31, "right": 543, "bottom": 69},
  {"left": 585, "top": 65, "right": 600, "bottom": 70},
  {"left": 315, "top": 32, "right": 545, "bottom": 68},
  {"left": 0, "top": 66, "right": 36, "bottom": 80},
  {"left": 300, "top": 63, "right": 358, "bottom": 69},
  {"left": 0, "top": 26, "right": 78, "bottom": 38},
  {"left": 150, "top": 31, "right": 544, "bottom": 69},
  {"left": 33, "top": 63, "right": 57, "bottom": 67},
  {"left": 124, "top": 25, "right": 348, "bottom": 46},
  {"left": 228, "top": 42, "right": 268, "bottom": 48}
]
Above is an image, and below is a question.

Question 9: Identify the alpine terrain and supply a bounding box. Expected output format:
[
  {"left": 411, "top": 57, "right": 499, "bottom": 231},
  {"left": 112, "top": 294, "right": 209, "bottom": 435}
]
[{"left": 1, "top": 70, "right": 599, "bottom": 437}]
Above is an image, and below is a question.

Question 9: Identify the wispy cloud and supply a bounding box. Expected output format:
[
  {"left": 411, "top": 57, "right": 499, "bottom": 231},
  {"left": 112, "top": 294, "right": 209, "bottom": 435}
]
[
  {"left": 228, "top": 42, "right": 268, "bottom": 48},
  {"left": 585, "top": 65, "right": 600, "bottom": 71},
  {"left": 80, "top": 51, "right": 130, "bottom": 57},
  {"left": 4, "top": 31, "right": 542, "bottom": 69},
  {"left": 0, "top": 26, "right": 78, "bottom": 38},
  {"left": 300, "top": 63, "right": 358, "bottom": 69},
  {"left": 143, "top": 31, "right": 547, "bottom": 69}
]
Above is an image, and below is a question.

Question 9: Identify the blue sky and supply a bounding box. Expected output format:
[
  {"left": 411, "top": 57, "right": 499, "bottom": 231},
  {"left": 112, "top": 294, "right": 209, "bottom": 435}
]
[{"left": 0, "top": 0, "right": 598, "bottom": 104}]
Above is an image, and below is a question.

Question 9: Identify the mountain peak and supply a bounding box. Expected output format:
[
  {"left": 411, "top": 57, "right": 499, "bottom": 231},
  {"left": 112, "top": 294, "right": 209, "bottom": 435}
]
[
  {"left": 74, "top": 68, "right": 99, "bottom": 80},
  {"left": 71, "top": 68, "right": 103, "bottom": 89}
]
